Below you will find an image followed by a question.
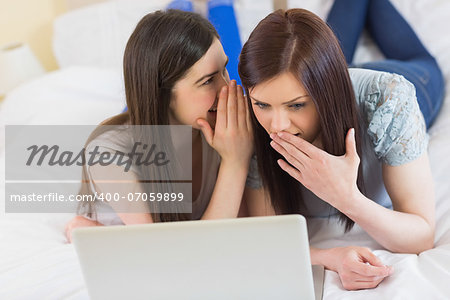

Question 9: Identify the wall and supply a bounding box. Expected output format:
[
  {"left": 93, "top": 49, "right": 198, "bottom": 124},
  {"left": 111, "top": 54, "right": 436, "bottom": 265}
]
[{"left": 0, "top": 0, "right": 67, "bottom": 71}]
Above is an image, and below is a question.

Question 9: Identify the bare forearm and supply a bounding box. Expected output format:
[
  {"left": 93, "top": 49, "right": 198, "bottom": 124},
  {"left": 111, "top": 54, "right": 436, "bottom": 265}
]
[
  {"left": 310, "top": 246, "right": 331, "bottom": 268},
  {"left": 201, "top": 160, "right": 249, "bottom": 220},
  {"left": 342, "top": 193, "right": 434, "bottom": 254}
]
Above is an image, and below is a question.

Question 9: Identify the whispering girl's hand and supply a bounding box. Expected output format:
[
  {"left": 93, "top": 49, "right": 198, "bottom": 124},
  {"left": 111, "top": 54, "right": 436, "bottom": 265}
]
[
  {"left": 196, "top": 80, "right": 253, "bottom": 219},
  {"left": 269, "top": 128, "right": 360, "bottom": 210},
  {"left": 197, "top": 80, "right": 253, "bottom": 167}
]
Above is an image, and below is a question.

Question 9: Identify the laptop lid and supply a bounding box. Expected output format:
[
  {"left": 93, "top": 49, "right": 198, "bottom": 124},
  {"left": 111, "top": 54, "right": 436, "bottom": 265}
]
[{"left": 72, "top": 214, "right": 316, "bottom": 300}]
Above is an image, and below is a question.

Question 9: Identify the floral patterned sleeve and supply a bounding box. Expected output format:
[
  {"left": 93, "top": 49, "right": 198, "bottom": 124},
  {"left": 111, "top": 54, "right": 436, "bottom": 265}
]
[{"left": 363, "top": 72, "right": 429, "bottom": 166}]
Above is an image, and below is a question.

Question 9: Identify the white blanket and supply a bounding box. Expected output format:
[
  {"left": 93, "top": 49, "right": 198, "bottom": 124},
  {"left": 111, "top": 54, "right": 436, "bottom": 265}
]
[{"left": 1, "top": 0, "right": 450, "bottom": 298}]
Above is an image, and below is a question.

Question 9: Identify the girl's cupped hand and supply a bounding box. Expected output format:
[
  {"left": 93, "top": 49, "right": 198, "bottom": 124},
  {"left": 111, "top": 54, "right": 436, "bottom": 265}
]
[{"left": 197, "top": 80, "right": 253, "bottom": 166}]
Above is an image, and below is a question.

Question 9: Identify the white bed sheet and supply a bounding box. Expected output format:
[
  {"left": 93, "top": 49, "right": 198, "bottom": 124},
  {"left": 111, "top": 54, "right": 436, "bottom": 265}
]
[{"left": 1, "top": 0, "right": 450, "bottom": 299}]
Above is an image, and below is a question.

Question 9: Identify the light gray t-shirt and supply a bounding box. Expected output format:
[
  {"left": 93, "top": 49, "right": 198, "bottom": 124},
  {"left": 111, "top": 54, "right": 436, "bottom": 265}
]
[{"left": 246, "top": 68, "right": 429, "bottom": 217}]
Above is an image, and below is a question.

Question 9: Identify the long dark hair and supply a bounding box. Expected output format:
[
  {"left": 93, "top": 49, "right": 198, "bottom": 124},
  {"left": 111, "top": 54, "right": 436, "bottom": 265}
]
[
  {"left": 238, "top": 9, "right": 364, "bottom": 232},
  {"left": 78, "top": 10, "right": 219, "bottom": 222}
]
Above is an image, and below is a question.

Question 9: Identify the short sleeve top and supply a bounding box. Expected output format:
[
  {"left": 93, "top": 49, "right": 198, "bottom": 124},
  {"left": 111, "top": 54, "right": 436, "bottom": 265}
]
[{"left": 350, "top": 68, "right": 428, "bottom": 166}]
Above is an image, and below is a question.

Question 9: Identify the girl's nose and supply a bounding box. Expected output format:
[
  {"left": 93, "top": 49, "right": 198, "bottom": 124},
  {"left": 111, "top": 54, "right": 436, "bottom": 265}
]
[{"left": 270, "top": 110, "right": 291, "bottom": 133}]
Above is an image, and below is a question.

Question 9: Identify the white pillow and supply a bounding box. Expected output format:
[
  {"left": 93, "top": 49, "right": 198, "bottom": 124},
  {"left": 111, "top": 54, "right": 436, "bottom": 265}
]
[{"left": 53, "top": 0, "right": 172, "bottom": 70}]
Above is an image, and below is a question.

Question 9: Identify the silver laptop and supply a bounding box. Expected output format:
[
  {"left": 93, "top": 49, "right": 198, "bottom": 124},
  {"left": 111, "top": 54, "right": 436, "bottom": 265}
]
[{"left": 72, "top": 214, "right": 324, "bottom": 300}]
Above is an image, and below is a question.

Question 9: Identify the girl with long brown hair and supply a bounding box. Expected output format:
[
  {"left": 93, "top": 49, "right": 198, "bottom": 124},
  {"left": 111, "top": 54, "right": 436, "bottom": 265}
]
[
  {"left": 239, "top": 1, "right": 442, "bottom": 291},
  {"left": 65, "top": 10, "right": 257, "bottom": 240}
]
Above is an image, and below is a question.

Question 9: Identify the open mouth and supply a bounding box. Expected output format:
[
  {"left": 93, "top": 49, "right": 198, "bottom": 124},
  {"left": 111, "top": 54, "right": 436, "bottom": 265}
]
[
  {"left": 208, "top": 99, "right": 218, "bottom": 113},
  {"left": 206, "top": 105, "right": 218, "bottom": 129}
]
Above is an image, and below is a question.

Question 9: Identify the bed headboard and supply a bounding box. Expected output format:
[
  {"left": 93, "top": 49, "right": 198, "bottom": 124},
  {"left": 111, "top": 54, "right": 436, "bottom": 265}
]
[{"left": 66, "top": 0, "right": 287, "bottom": 11}]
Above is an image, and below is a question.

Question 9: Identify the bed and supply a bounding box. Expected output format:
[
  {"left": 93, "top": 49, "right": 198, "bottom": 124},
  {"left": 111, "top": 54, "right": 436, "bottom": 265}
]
[{"left": 0, "top": 0, "right": 449, "bottom": 298}]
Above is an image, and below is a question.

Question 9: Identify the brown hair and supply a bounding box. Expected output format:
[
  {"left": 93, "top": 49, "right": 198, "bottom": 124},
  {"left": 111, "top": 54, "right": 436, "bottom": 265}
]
[
  {"left": 78, "top": 10, "right": 219, "bottom": 222},
  {"left": 238, "top": 9, "right": 364, "bottom": 232}
]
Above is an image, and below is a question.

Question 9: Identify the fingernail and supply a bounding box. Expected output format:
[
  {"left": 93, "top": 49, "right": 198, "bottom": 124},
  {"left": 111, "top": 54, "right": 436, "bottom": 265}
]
[
  {"left": 270, "top": 133, "right": 276, "bottom": 139},
  {"left": 350, "top": 128, "right": 355, "bottom": 136}
]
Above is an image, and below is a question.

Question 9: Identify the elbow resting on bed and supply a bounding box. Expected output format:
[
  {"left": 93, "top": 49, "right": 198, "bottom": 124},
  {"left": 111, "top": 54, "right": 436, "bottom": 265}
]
[
  {"left": 411, "top": 236, "right": 434, "bottom": 255},
  {"left": 390, "top": 227, "right": 435, "bottom": 254}
]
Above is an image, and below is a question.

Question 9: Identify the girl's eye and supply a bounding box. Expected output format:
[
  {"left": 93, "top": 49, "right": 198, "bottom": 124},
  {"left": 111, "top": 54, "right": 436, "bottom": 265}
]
[
  {"left": 253, "top": 102, "right": 268, "bottom": 109},
  {"left": 202, "top": 77, "right": 214, "bottom": 86},
  {"left": 289, "top": 103, "right": 305, "bottom": 110}
]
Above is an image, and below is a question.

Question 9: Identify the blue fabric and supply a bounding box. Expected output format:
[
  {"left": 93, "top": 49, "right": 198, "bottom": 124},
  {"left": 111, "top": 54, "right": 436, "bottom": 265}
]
[
  {"left": 208, "top": 0, "right": 242, "bottom": 86},
  {"left": 326, "top": 0, "right": 369, "bottom": 63},
  {"left": 166, "top": 0, "right": 193, "bottom": 12},
  {"left": 326, "top": 0, "right": 444, "bottom": 129}
]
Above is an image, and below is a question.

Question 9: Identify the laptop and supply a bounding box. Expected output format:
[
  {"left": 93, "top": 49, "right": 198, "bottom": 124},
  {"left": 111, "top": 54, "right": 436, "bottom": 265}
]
[{"left": 72, "top": 214, "right": 324, "bottom": 300}]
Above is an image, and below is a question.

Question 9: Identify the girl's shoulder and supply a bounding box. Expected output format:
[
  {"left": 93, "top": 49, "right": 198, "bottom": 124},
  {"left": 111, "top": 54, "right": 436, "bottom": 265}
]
[
  {"left": 85, "top": 124, "right": 132, "bottom": 154},
  {"left": 348, "top": 68, "right": 415, "bottom": 103},
  {"left": 349, "top": 68, "right": 428, "bottom": 166}
]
